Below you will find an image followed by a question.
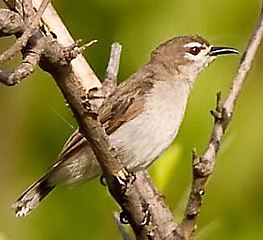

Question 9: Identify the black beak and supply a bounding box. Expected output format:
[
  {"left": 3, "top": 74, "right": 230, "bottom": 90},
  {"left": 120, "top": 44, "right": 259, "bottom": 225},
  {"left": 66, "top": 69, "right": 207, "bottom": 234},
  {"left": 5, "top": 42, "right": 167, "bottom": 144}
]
[{"left": 209, "top": 46, "right": 239, "bottom": 56}]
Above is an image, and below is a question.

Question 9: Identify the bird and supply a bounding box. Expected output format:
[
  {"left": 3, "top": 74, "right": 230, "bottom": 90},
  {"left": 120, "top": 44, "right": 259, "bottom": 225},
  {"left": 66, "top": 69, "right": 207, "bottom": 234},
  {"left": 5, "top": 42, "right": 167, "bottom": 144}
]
[{"left": 13, "top": 35, "right": 238, "bottom": 217}]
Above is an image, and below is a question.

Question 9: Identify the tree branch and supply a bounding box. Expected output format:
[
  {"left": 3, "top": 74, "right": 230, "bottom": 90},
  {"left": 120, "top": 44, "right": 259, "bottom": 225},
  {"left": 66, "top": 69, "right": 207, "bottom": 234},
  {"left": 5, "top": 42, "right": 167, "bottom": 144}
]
[
  {"left": 0, "top": 0, "right": 50, "bottom": 65},
  {"left": 0, "top": 7, "right": 45, "bottom": 86},
  {"left": 0, "top": 9, "right": 25, "bottom": 36},
  {"left": 88, "top": 42, "right": 122, "bottom": 111},
  {"left": 178, "top": 4, "right": 263, "bottom": 239}
]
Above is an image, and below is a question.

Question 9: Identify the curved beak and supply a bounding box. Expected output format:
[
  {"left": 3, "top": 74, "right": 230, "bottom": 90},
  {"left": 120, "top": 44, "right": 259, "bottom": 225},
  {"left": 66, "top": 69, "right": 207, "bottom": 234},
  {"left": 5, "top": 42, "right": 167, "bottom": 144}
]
[{"left": 209, "top": 46, "right": 239, "bottom": 56}]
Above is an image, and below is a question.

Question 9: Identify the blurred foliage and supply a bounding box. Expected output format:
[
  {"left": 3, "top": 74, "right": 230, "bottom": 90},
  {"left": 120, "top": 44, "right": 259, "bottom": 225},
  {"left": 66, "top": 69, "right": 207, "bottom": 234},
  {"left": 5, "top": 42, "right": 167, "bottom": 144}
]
[{"left": 0, "top": 0, "right": 262, "bottom": 239}]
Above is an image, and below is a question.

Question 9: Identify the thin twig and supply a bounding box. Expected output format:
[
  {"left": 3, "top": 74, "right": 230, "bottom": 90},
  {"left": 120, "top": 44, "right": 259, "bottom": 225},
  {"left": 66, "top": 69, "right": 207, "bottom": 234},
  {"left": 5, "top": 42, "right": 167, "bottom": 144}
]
[
  {"left": 21, "top": 0, "right": 35, "bottom": 19},
  {"left": 106, "top": 42, "right": 122, "bottom": 82},
  {"left": 88, "top": 42, "right": 122, "bottom": 111},
  {"left": 0, "top": 9, "right": 25, "bottom": 36},
  {"left": 0, "top": 5, "right": 46, "bottom": 86},
  {"left": 63, "top": 39, "right": 98, "bottom": 62},
  {"left": 223, "top": 10, "right": 263, "bottom": 113},
  {"left": 0, "top": 0, "right": 50, "bottom": 65},
  {"left": 0, "top": 37, "right": 44, "bottom": 86},
  {"left": 178, "top": 4, "right": 263, "bottom": 239},
  {"left": 103, "top": 42, "right": 122, "bottom": 96}
]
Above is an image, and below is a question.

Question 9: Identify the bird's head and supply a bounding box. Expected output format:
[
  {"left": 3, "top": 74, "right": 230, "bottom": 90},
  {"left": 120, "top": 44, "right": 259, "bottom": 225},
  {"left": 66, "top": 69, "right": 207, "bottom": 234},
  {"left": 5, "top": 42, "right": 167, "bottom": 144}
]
[{"left": 150, "top": 35, "right": 238, "bottom": 80}]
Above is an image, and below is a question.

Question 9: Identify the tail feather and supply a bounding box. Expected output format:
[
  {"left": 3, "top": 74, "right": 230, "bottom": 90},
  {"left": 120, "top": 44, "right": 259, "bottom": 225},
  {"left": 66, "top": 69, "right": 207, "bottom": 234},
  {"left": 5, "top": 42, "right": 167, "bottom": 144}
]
[{"left": 12, "top": 176, "right": 55, "bottom": 217}]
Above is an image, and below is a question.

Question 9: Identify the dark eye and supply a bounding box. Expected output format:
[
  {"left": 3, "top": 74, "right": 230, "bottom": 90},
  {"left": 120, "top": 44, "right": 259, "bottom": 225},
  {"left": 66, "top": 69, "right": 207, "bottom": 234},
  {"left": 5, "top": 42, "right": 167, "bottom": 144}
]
[{"left": 188, "top": 46, "right": 201, "bottom": 55}]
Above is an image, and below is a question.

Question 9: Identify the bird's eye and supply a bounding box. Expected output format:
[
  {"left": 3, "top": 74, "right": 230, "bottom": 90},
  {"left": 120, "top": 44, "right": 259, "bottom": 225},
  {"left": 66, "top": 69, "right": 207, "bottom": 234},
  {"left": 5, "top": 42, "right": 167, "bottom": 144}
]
[{"left": 188, "top": 46, "right": 201, "bottom": 55}]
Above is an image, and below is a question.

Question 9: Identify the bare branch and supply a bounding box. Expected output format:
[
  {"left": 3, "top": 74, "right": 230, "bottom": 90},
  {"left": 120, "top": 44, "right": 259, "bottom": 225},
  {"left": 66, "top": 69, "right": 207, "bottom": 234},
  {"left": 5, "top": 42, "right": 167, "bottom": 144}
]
[
  {"left": 178, "top": 5, "right": 263, "bottom": 239},
  {"left": 0, "top": 9, "right": 25, "bottom": 36},
  {"left": 88, "top": 42, "right": 122, "bottom": 111},
  {"left": 63, "top": 39, "right": 98, "bottom": 62},
  {"left": 0, "top": 37, "right": 44, "bottom": 86},
  {"left": 106, "top": 42, "right": 122, "bottom": 83},
  {"left": 3, "top": 0, "right": 23, "bottom": 14},
  {"left": 0, "top": 6, "right": 44, "bottom": 86},
  {"left": 21, "top": 0, "right": 35, "bottom": 19},
  {"left": 0, "top": 0, "right": 50, "bottom": 65},
  {"left": 103, "top": 42, "right": 122, "bottom": 96},
  {"left": 223, "top": 10, "right": 263, "bottom": 113}
]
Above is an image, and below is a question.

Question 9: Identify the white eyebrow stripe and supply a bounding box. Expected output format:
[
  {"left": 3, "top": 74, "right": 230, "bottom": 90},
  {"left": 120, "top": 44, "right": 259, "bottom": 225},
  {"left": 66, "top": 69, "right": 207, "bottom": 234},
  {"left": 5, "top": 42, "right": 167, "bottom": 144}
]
[{"left": 184, "top": 42, "right": 203, "bottom": 48}]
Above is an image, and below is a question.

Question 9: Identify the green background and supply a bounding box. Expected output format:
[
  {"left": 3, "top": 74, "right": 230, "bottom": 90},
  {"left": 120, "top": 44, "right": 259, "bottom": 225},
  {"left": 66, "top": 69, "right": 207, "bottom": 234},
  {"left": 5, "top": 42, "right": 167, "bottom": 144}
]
[{"left": 0, "top": 0, "right": 262, "bottom": 239}]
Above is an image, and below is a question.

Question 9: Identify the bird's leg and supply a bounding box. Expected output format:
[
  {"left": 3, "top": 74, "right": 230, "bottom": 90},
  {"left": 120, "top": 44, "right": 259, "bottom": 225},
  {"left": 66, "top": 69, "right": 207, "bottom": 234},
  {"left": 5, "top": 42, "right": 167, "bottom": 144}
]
[
  {"left": 119, "top": 202, "right": 151, "bottom": 226},
  {"left": 99, "top": 175, "right": 107, "bottom": 186},
  {"left": 140, "top": 202, "right": 151, "bottom": 227},
  {"left": 115, "top": 169, "right": 137, "bottom": 193},
  {"left": 119, "top": 210, "right": 129, "bottom": 224}
]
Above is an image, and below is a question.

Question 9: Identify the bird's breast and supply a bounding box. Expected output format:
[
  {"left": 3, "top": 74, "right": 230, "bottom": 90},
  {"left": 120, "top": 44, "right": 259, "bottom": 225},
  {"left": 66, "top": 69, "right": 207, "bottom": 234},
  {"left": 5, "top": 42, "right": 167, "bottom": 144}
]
[{"left": 109, "top": 79, "right": 191, "bottom": 170}]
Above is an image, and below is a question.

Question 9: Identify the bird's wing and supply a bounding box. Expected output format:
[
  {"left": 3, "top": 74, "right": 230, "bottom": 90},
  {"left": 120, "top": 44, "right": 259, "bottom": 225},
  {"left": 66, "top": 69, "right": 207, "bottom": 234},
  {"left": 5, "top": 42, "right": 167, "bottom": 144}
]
[
  {"left": 58, "top": 129, "right": 85, "bottom": 159},
  {"left": 99, "top": 75, "right": 154, "bottom": 135},
  {"left": 59, "top": 70, "right": 154, "bottom": 158}
]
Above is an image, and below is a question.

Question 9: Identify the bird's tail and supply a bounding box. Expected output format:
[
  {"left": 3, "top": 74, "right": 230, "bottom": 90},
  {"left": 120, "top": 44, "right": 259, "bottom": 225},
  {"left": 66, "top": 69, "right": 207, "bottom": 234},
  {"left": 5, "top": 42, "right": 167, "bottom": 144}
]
[{"left": 12, "top": 174, "right": 55, "bottom": 217}]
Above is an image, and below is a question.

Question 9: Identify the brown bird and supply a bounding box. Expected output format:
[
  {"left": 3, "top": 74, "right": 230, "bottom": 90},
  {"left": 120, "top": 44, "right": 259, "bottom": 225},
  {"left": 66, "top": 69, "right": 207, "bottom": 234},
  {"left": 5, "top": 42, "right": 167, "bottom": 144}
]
[{"left": 13, "top": 35, "right": 238, "bottom": 217}]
